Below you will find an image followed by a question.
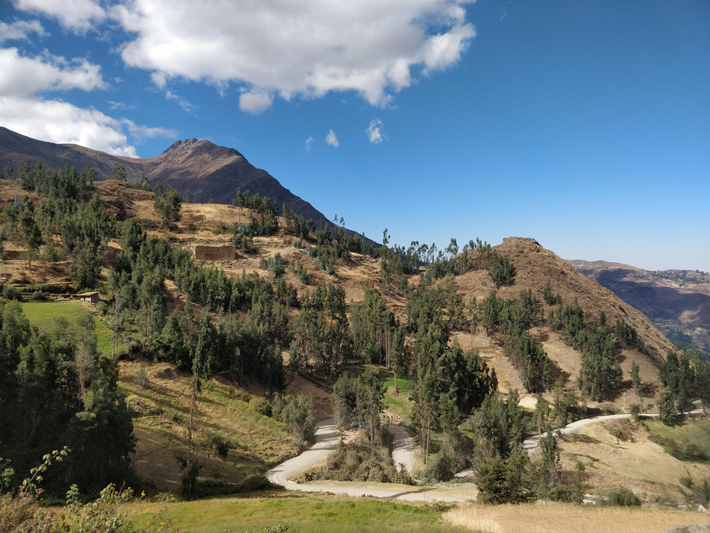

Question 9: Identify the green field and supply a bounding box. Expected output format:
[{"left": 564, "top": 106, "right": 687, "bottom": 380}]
[
  {"left": 646, "top": 417, "right": 710, "bottom": 463},
  {"left": 19, "top": 299, "right": 125, "bottom": 355},
  {"left": 131, "top": 494, "right": 466, "bottom": 533},
  {"left": 381, "top": 369, "right": 413, "bottom": 423}
]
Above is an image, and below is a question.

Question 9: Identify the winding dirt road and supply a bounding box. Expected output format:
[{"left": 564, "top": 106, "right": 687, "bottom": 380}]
[
  {"left": 523, "top": 402, "right": 706, "bottom": 453},
  {"left": 266, "top": 419, "right": 467, "bottom": 502}
]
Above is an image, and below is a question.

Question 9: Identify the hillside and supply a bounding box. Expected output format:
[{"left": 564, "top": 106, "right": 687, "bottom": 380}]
[
  {"left": 570, "top": 259, "right": 710, "bottom": 358},
  {"left": 0, "top": 127, "right": 332, "bottom": 230},
  {"left": 2, "top": 174, "right": 707, "bottom": 517},
  {"left": 0, "top": 178, "right": 678, "bottom": 414}
]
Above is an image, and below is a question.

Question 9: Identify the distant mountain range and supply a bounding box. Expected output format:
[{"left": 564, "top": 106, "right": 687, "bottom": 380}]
[
  {"left": 0, "top": 127, "right": 332, "bottom": 230},
  {"left": 569, "top": 260, "right": 710, "bottom": 358}
]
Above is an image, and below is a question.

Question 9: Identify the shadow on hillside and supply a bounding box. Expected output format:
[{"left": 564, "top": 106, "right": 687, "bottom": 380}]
[{"left": 548, "top": 359, "right": 570, "bottom": 387}]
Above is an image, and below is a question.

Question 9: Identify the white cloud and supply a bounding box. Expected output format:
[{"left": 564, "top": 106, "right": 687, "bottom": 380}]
[
  {"left": 325, "top": 129, "right": 339, "bottom": 148},
  {"left": 0, "top": 95, "right": 138, "bottom": 157},
  {"left": 239, "top": 88, "right": 273, "bottom": 115},
  {"left": 110, "top": 0, "right": 475, "bottom": 113},
  {"left": 13, "top": 0, "right": 106, "bottom": 33},
  {"left": 0, "top": 19, "right": 47, "bottom": 43},
  {"left": 305, "top": 136, "right": 314, "bottom": 151},
  {"left": 367, "top": 119, "right": 385, "bottom": 144},
  {"left": 108, "top": 100, "right": 137, "bottom": 111},
  {"left": 165, "top": 90, "right": 197, "bottom": 114},
  {"left": 0, "top": 47, "right": 168, "bottom": 158},
  {"left": 121, "top": 119, "right": 176, "bottom": 142},
  {"left": 0, "top": 47, "right": 106, "bottom": 97}
]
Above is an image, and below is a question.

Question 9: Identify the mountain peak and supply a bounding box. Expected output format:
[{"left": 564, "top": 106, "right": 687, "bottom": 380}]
[
  {"left": 161, "top": 137, "right": 244, "bottom": 161},
  {"left": 162, "top": 137, "right": 202, "bottom": 154},
  {"left": 0, "top": 127, "right": 330, "bottom": 230}
]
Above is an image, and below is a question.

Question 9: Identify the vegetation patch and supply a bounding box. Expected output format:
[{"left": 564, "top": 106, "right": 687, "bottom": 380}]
[
  {"left": 646, "top": 418, "right": 710, "bottom": 463},
  {"left": 298, "top": 439, "right": 413, "bottom": 485},
  {"left": 152, "top": 494, "right": 462, "bottom": 533},
  {"left": 119, "top": 361, "right": 296, "bottom": 489},
  {"left": 19, "top": 299, "right": 121, "bottom": 355}
]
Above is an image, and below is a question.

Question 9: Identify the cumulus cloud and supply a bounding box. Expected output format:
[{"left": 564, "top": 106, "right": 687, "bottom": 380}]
[
  {"left": 165, "top": 90, "right": 197, "bottom": 114},
  {"left": 0, "top": 95, "right": 138, "bottom": 157},
  {"left": 239, "top": 89, "right": 273, "bottom": 114},
  {"left": 0, "top": 47, "right": 106, "bottom": 97},
  {"left": 110, "top": 0, "right": 475, "bottom": 112},
  {"left": 305, "top": 136, "right": 314, "bottom": 151},
  {"left": 325, "top": 129, "right": 339, "bottom": 148},
  {"left": 367, "top": 119, "right": 385, "bottom": 144},
  {"left": 13, "top": 0, "right": 106, "bottom": 33},
  {"left": 0, "top": 19, "right": 47, "bottom": 43},
  {"left": 0, "top": 47, "right": 168, "bottom": 157}
]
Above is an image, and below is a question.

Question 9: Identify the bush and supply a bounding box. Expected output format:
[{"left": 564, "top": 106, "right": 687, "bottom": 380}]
[
  {"left": 602, "top": 488, "right": 641, "bottom": 507},
  {"left": 548, "top": 482, "right": 583, "bottom": 504},
  {"left": 2, "top": 285, "right": 22, "bottom": 300},
  {"left": 249, "top": 397, "right": 273, "bottom": 417},
  {"left": 238, "top": 473, "right": 279, "bottom": 492},
  {"left": 31, "top": 290, "right": 48, "bottom": 301},
  {"left": 419, "top": 452, "right": 457, "bottom": 483},
  {"left": 191, "top": 474, "right": 283, "bottom": 498}
]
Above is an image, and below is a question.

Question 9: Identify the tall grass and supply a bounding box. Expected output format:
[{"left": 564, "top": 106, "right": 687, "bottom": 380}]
[{"left": 444, "top": 502, "right": 709, "bottom": 533}]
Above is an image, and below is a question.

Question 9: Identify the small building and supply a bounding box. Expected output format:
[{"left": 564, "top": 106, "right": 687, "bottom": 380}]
[{"left": 77, "top": 291, "right": 99, "bottom": 304}]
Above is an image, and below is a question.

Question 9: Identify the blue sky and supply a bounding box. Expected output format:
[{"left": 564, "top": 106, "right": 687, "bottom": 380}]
[{"left": 1, "top": 0, "right": 708, "bottom": 271}]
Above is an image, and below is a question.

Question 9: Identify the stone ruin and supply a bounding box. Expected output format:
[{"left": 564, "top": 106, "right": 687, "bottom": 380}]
[{"left": 194, "top": 245, "right": 236, "bottom": 261}]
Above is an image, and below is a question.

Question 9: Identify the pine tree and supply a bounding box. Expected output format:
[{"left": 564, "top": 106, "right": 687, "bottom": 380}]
[{"left": 631, "top": 360, "right": 643, "bottom": 401}]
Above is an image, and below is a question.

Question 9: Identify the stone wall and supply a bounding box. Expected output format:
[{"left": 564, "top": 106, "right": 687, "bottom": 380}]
[{"left": 194, "top": 245, "right": 236, "bottom": 261}]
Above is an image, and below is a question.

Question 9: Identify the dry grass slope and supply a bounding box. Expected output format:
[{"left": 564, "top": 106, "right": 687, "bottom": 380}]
[
  {"left": 444, "top": 502, "right": 710, "bottom": 533},
  {"left": 119, "top": 361, "right": 297, "bottom": 491}
]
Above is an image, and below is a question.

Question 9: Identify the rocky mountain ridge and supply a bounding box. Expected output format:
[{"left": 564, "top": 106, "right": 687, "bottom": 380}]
[{"left": 0, "top": 127, "right": 332, "bottom": 230}]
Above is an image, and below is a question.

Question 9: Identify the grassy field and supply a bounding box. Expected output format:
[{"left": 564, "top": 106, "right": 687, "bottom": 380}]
[
  {"left": 340, "top": 364, "right": 414, "bottom": 424},
  {"left": 120, "top": 361, "right": 297, "bottom": 491},
  {"left": 645, "top": 417, "right": 710, "bottom": 464},
  {"left": 444, "top": 501, "right": 710, "bottom": 533},
  {"left": 131, "top": 493, "right": 467, "bottom": 533},
  {"left": 381, "top": 369, "right": 413, "bottom": 424},
  {"left": 19, "top": 299, "right": 123, "bottom": 355}
]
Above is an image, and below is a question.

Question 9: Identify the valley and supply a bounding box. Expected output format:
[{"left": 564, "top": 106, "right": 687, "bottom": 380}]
[
  {"left": 570, "top": 260, "right": 710, "bottom": 358},
  {"left": 0, "top": 139, "right": 707, "bottom": 533}
]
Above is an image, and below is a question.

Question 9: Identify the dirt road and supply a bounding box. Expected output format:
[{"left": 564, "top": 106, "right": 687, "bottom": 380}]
[
  {"left": 388, "top": 424, "right": 416, "bottom": 473},
  {"left": 522, "top": 402, "right": 706, "bottom": 454},
  {"left": 266, "top": 419, "right": 467, "bottom": 502}
]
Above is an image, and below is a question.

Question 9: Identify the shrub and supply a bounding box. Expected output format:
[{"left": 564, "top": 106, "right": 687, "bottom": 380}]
[
  {"left": 548, "top": 482, "right": 583, "bottom": 504},
  {"left": 238, "top": 473, "right": 279, "bottom": 492},
  {"left": 603, "top": 488, "right": 641, "bottom": 507},
  {"left": 249, "top": 397, "right": 273, "bottom": 417},
  {"left": 2, "top": 285, "right": 22, "bottom": 300},
  {"left": 31, "top": 289, "right": 48, "bottom": 301}
]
